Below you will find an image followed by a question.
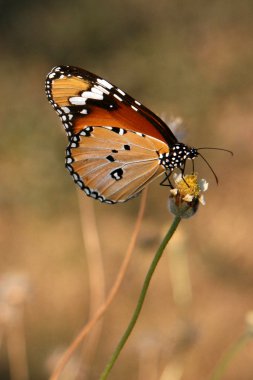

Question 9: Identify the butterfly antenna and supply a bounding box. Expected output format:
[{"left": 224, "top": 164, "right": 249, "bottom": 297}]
[
  {"left": 197, "top": 152, "right": 219, "bottom": 184},
  {"left": 196, "top": 146, "right": 233, "bottom": 184},
  {"left": 197, "top": 147, "right": 233, "bottom": 156}
]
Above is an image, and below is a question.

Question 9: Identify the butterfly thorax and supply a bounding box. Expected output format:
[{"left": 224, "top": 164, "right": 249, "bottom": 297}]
[{"left": 159, "top": 143, "right": 199, "bottom": 171}]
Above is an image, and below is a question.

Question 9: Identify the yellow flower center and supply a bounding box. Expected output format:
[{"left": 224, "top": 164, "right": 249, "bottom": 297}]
[{"left": 176, "top": 174, "right": 200, "bottom": 198}]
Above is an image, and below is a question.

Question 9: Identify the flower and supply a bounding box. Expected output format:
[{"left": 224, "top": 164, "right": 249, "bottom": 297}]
[{"left": 168, "top": 173, "right": 208, "bottom": 218}]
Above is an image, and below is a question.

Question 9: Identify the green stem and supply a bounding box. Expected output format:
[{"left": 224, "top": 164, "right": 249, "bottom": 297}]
[
  {"left": 210, "top": 333, "right": 251, "bottom": 380},
  {"left": 99, "top": 215, "right": 182, "bottom": 380}
]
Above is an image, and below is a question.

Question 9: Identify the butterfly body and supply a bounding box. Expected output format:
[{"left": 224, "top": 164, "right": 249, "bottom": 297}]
[{"left": 46, "top": 65, "right": 198, "bottom": 203}]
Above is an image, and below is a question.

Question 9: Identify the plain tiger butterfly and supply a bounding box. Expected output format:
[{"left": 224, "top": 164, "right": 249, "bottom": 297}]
[{"left": 45, "top": 65, "right": 201, "bottom": 204}]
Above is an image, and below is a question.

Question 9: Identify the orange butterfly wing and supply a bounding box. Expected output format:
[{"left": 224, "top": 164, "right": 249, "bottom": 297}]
[
  {"left": 45, "top": 65, "right": 178, "bottom": 145},
  {"left": 66, "top": 126, "right": 169, "bottom": 203}
]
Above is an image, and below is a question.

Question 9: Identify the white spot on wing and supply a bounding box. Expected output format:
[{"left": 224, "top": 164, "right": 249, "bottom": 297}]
[
  {"left": 113, "top": 93, "right": 123, "bottom": 102},
  {"left": 97, "top": 78, "right": 113, "bottom": 89},
  {"left": 61, "top": 106, "right": 70, "bottom": 113},
  {"left": 117, "top": 88, "right": 125, "bottom": 96},
  {"left": 94, "top": 84, "right": 110, "bottom": 95},
  {"left": 81, "top": 91, "right": 103, "bottom": 100},
  {"left": 131, "top": 105, "right": 138, "bottom": 112},
  {"left": 91, "top": 86, "right": 103, "bottom": 95},
  {"left": 69, "top": 97, "right": 87, "bottom": 105}
]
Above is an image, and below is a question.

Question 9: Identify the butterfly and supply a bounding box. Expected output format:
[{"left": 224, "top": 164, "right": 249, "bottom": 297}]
[{"left": 45, "top": 65, "right": 199, "bottom": 204}]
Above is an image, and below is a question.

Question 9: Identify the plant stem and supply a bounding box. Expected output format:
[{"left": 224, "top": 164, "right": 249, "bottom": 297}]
[
  {"left": 99, "top": 215, "right": 182, "bottom": 380},
  {"left": 210, "top": 332, "right": 251, "bottom": 380}
]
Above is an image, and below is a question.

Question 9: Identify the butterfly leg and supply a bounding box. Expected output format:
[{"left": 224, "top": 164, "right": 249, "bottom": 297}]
[
  {"left": 191, "top": 158, "right": 195, "bottom": 174},
  {"left": 160, "top": 172, "right": 173, "bottom": 188},
  {"left": 180, "top": 162, "right": 190, "bottom": 187}
]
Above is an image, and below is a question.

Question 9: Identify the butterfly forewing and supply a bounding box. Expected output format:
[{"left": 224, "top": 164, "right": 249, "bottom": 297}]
[
  {"left": 66, "top": 126, "right": 169, "bottom": 203},
  {"left": 46, "top": 65, "right": 178, "bottom": 145}
]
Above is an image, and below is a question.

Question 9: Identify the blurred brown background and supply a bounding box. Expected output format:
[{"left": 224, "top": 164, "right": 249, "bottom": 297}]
[{"left": 0, "top": 1, "right": 253, "bottom": 379}]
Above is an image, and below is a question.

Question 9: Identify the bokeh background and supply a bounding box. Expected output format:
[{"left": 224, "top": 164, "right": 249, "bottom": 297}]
[{"left": 1, "top": 1, "right": 253, "bottom": 379}]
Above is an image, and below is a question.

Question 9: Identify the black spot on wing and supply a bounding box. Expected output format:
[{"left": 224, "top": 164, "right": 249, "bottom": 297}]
[
  {"left": 110, "top": 168, "right": 123, "bottom": 181},
  {"left": 111, "top": 127, "right": 127, "bottom": 135},
  {"left": 106, "top": 155, "right": 115, "bottom": 162}
]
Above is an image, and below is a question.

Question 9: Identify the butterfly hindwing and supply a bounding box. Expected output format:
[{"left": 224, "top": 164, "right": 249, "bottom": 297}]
[{"left": 65, "top": 126, "right": 169, "bottom": 203}]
